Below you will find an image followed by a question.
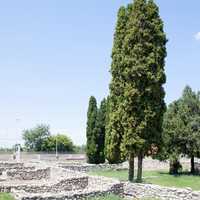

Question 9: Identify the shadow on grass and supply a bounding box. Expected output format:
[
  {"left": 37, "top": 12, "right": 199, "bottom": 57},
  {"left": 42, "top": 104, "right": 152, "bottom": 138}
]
[{"left": 157, "top": 170, "right": 200, "bottom": 177}]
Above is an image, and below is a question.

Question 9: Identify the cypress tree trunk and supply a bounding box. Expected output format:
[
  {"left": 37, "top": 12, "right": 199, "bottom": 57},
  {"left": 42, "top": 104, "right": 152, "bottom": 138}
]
[
  {"left": 191, "top": 155, "right": 195, "bottom": 174},
  {"left": 128, "top": 152, "right": 135, "bottom": 182},
  {"left": 136, "top": 152, "right": 143, "bottom": 183}
]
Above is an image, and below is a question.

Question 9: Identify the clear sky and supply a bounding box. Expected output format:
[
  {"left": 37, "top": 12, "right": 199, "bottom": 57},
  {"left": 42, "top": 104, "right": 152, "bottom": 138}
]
[{"left": 0, "top": 0, "right": 199, "bottom": 147}]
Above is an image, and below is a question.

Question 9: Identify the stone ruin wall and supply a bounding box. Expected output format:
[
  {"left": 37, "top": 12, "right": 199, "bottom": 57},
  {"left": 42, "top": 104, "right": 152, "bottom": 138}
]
[
  {"left": 0, "top": 162, "right": 24, "bottom": 174},
  {"left": 12, "top": 177, "right": 124, "bottom": 200},
  {"left": 0, "top": 166, "right": 36, "bottom": 175},
  {"left": 6, "top": 167, "right": 51, "bottom": 181},
  {"left": 0, "top": 176, "right": 89, "bottom": 193},
  {"left": 59, "top": 163, "right": 126, "bottom": 172},
  {"left": 0, "top": 161, "right": 200, "bottom": 200},
  {"left": 124, "top": 182, "right": 200, "bottom": 200}
]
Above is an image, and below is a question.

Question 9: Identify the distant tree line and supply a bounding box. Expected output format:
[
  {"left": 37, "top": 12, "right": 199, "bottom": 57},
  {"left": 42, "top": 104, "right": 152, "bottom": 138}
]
[{"left": 23, "top": 124, "right": 75, "bottom": 152}]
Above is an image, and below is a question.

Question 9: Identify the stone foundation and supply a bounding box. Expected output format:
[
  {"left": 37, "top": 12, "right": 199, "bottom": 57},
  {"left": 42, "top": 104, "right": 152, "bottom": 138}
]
[
  {"left": 124, "top": 182, "right": 200, "bottom": 200},
  {"left": 12, "top": 176, "right": 123, "bottom": 200},
  {"left": 0, "top": 162, "right": 24, "bottom": 175},
  {"left": 1, "top": 160, "right": 199, "bottom": 200},
  {"left": 0, "top": 176, "right": 88, "bottom": 193},
  {"left": 0, "top": 162, "right": 24, "bottom": 168},
  {"left": 0, "top": 164, "right": 124, "bottom": 200},
  {"left": 59, "top": 163, "right": 126, "bottom": 172},
  {"left": 6, "top": 167, "right": 50, "bottom": 181},
  {"left": 194, "top": 162, "right": 200, "bottom": 174},
  {"left": 0, "top": 166, "right": 35, "bottom": 176}
]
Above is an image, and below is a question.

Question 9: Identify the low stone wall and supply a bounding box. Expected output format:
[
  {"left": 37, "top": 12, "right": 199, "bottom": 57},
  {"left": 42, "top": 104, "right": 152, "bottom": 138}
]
[
  {"left": 0, "top": 162, "right": 24, "bottom": 168},
  {"left": 6, "top": 167, "right": 50, "bottom": 180},
  {"left": 0, "top": 176, "right": 88, "bottom": 193},
  {"left": 0, "top": 166, "right": 35, "bottom": 175},
  {"left": 12, "top": 176, "right": 123, "bottom": 200},
  {"left": 194, "top": 162, "right": 200, "bottom": 174},
  {"left": 0, "top": 162, "right": 25, "bottom": 175},
  {"left": 59, "top": 163, "right": 126, "bottom": 172},
  {"left": 59, "top": 158, "right": 174, "bottom": 172},
  {"left": 124, "top": 182, "right": 200, "bottom": 200},
  {"left": 14, "top": 187, "right": 123, "bottom": 200}
]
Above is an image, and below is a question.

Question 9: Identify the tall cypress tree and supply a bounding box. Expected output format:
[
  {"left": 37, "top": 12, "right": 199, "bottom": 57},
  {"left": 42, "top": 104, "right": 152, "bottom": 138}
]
[
  {"left": 86, "top": 96, "right": 98, "bottom": 163},
  {"left": 121, "top": 0, "right": 167, "bottom": 182},
  {"left": 105, "top": 4, "right": 132, "bottom": 164},
  {"left": 95, "top": 98, "right": 107, "bottom": 163}
]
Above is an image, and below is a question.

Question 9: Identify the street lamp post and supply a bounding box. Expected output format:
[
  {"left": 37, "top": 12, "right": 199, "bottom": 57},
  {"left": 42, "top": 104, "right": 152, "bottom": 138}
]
[
  {"left": 56, "top": 134, "right": 59, "bottom": 160},
  {"left": 16, "top": 118, "right": 21, "bottom": 162},
  {"left": 56, "top": 136, "right": 58, "bottom": 158}
]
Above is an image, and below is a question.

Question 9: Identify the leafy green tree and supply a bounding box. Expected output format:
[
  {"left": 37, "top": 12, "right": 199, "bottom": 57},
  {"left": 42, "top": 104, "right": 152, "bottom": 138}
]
[
  {"left": 86, "top": 96, "right": 98, "bottom": 163},
  {"left": 161, "top": 86, "right": 200, "bottom": 174},
  {"left": 56, "top": 134, "right": 74, "bottom": 152},
  {"left": 95, "top": 98, "right": 107, "bottom": 163},
  {"left": 41, "top": 134, "right": 74, "bottom": 152},
  {"left": 121, "top": 0, "right": 167, "bottom": 182},
  {"left": 23, "top": 124, "right": 50, "bottom": 151},
  {"left": 180, "top": 86, "right": 200, "bottom": 173},
  {"left": 187, "top": 117, "right": 200, "bottom": 173},
  {"left": 41, "top": 135, "right": 55, "bottom": 151},
  {"left": 161, "top": 100, "right": 184, "bottom": 174},
  {"left": 73, "top": 145, "right": 86, "bottom": 153},
  {"left": 105, "top": 4, "right": 132, "bottom": 164}
]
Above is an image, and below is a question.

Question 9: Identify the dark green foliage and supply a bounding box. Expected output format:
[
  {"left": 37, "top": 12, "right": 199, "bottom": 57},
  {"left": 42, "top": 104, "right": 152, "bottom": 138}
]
[
  {"left": 162, "top": 86, "right": 200, "bottom": 174},
  {"left": 105, "top": 5, "right": 132, "bottom": 164},
  {"left": 160, "top": 100, "right": 183, "bottom": 161},
  {"left": 180, "top": 87, "right": 200, "bottom": 161},
  {"left": 106, "top": 0, "right": 167, "bottom": 181},
  {"left": 95, "top": 98, "right": 107, "bottom": 163},
  {"left": 169, "top": 156, "right": 182, "bottom": 175},
  {"left": 23, "top": 124, "right": 50, "bottom": 151},
  {"left": 41, "top": 134, "right": 74, "bottom": 152},
  {"left": 73, "top": 145, "right": 86, "bottom": 153},
  {"left": 86, "top": 96, "right": 108, "bottom": 164},
  {"left": 86, "top": 96, "right": 98, "bottom": 163},
  {"left": 119, "top": 0, "right": 167, "bottom": 182}
]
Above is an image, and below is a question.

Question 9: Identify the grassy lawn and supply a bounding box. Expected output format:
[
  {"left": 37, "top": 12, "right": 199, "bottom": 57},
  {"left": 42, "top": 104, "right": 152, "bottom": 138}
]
[
  {"left": 89, "top": 170, "right": 200, "bottom": 191},
  {"left": 0, "top": 190, "right": 158, "bottom": 200},
  {"left": 89, "top": 194, "right": 158, "bottom": 200},
  {"left": 89, "top": 194, "right": 122, "bottom": 200},
  {"left": 0, "top": 193, "right": 14, "bottom": 200}
]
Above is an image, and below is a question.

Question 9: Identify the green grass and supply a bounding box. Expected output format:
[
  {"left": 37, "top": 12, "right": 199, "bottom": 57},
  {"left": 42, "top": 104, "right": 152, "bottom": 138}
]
[
  {"left": 89, "top": 170, "right": 200, "bottom": 191},
  {"left": 0, "top": 193, "right": 14, "bottom": 200},
  {"left": 89, "top": 194, "right": 122, "bottom": 200},
  {"left": 89, "top": 194, "right": 158, "bottom": 200},
  {"left": 0, "top": 193, "right": 158, "bottom": 200}
]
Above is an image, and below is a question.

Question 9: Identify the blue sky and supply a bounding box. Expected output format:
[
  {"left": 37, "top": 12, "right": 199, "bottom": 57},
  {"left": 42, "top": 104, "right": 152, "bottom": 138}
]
[{"left": 0, "top": 0, "right": 199, "bottom": 147}]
